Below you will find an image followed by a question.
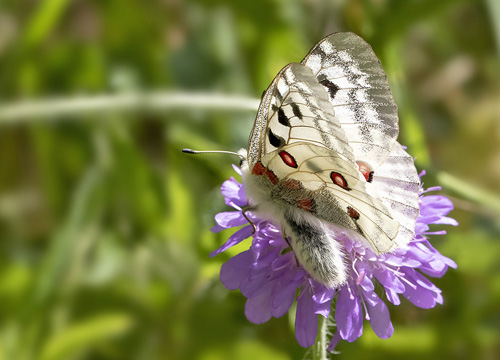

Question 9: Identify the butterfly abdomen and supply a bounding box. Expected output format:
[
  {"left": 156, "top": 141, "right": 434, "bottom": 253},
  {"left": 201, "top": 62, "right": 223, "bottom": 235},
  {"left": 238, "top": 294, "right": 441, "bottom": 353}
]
[{"left": 282, "top": 209, "right": 347, "bottom": 288}]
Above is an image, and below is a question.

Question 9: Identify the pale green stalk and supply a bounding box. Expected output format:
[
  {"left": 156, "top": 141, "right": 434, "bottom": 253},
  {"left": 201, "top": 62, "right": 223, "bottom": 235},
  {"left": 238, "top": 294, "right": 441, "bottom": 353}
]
[
  {"left": 312, "top": 315, "right": 328, "bottom": 360},
  {"left": 0, "top": 92, "right": 260, "bottom": 124}
]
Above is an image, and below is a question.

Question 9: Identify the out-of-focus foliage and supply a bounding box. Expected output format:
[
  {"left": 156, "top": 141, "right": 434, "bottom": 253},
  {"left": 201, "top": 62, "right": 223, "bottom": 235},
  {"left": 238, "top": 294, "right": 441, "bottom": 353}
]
[{"left": 0, "top": 0, "right": 499, "bottom": 359}]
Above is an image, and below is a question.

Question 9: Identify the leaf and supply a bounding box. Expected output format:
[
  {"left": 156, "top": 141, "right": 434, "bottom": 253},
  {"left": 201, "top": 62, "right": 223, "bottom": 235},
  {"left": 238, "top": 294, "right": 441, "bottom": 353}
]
[
  {"left": 39, "top": 313, "right": 133, "bottom": 360},
  {"left": 22, "top": 0, "right": 71, "bottom": 48},
  {"left": 437, "top": 171, "right": 500, "bottom": 216}
]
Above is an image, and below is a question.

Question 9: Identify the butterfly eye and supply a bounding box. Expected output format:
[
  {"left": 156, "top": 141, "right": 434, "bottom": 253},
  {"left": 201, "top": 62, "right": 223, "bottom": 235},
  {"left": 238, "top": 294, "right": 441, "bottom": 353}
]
[
  {"left": 330, "top": 172, "right": 350, "bottom": 190},
  {"left": 356, "top": 161, "right": 374, "bottom": 182}
]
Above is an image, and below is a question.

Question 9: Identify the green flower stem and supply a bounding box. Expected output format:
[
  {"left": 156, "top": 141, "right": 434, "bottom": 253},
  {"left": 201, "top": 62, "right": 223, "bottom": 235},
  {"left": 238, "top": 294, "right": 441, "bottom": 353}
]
[
  {"left": 437, "top": 171, "right": 500, "bottom": 216},
  {"left": 0, "top": 92, "right": 260, "bottom": 124},
  {"left": 312, "top": 315, "right": 328, "bottom": 360}
]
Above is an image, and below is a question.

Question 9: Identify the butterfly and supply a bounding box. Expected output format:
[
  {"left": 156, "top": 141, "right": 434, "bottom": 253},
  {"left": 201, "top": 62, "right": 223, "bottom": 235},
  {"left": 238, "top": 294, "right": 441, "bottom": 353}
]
[
  {"left": 238, "top": 32, "right": 420, "bottom": 288},
  {"left": 185, "top": 32, "right": 420, "bottom": 289}
]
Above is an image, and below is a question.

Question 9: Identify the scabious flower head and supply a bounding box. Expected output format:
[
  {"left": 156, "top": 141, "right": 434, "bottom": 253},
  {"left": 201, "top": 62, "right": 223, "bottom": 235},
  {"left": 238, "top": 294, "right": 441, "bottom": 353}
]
[{"left": 210, "top": 165, "right": 457, "bottom": 350}]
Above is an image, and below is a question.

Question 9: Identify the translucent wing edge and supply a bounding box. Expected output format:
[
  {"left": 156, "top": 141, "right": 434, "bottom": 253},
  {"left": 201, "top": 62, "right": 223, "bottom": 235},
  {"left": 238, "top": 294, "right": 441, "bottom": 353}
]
[
  {"left": 371, "top": 142, "right": 420, "bottom": 248},
  {"left": 301, "top": 32, "right": 400, "bottom": 168}
]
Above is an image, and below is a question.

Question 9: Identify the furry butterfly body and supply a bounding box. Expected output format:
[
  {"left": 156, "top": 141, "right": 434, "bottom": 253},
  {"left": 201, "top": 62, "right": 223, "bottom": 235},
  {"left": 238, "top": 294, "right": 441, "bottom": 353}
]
[{"left": 240, "top": 32, "right": 420, "bottom": 288}]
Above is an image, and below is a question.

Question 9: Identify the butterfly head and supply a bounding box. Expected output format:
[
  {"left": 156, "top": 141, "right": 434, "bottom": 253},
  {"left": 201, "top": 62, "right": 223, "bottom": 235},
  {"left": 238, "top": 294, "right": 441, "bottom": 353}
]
[{"left": 237, "top": 148, "right": 248, "bottom": 167}]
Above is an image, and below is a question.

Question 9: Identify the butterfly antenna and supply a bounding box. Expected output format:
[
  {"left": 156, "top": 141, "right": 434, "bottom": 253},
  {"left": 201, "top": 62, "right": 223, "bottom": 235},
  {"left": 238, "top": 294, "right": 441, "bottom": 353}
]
[{"left": 182, "top": 148, "right": 243, "bottom": 159}]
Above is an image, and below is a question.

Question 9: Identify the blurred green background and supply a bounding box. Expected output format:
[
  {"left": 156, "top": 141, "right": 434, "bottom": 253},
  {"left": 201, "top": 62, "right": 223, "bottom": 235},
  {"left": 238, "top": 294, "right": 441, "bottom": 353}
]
[{"left": 0, "top": 0, "right": 499, "bottom": 359}]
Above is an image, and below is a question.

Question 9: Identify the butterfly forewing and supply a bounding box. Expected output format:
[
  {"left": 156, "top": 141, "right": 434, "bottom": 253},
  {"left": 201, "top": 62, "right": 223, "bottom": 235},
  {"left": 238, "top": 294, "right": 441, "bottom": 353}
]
[
  {"left": 248, "top": 63, "right": 355, "bottom": 166},
  {"left": 301, "top": 32, "right": 399, "bottom": 169}
]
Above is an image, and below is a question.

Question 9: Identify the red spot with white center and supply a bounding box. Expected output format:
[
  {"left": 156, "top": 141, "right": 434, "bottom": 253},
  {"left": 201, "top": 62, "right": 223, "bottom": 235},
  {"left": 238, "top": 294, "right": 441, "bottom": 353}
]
[
  {"left": 330, "top": 171, "right": 350, "bottom": 190},
  {"left": 279, "top": 151, "right": 298, "bottom": 168},
  {"left": 356, "top": 161, "right": 374, "bottom": 182}
]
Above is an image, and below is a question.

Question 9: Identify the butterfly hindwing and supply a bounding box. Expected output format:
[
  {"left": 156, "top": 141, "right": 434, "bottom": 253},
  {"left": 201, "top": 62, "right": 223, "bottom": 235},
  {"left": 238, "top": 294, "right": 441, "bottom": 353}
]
[{"left": 259, "top": 143, "right": 400, "bottom": 253}]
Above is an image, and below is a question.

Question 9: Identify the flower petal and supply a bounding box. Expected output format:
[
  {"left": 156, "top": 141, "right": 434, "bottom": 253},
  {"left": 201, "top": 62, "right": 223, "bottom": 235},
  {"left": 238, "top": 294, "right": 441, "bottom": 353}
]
[
  {"left": 336, "top": 283, "right": 363, "bottom": 342},
  {"left": 240, "top": 264, "right": 275, "bottom": 298},
  {"left": 245, "top": 283, "right": 273, "bottom": 324},
  {"left": 220, "top": 250, "right": 253, "bottom": 290},
  {"left": 213, "top": 211, "right": 247, "bottom": 229},
  {"left": 401, "top": 269, "right": 441, "bottom": 309},
  {"left": 385, "top": 287, "right": 401, "bottom": 305},
  {"left": 232, "top": 164, "right": 243, "bottom": 175},
  {"left": 415, "top": 222, "right": 430, "bottom": 235},
  {"left": 327, "top": 331, "right": 343, "bottom": 352},
  {"left": 420, "top": 195, "right": 454, "bottom": 216},
  {"left": 374, "top": 268, "right": 405, "bottom": 294},
  {"left": 418, "top": 195, "right": 459, "bottom": 226},
  {"left": 383, "top": 253, "right": 422, "bottom": 268},
  {"left": 221, "top": 178, "right": 247, "bottom": 207},
  {"left": 357, "top": 271, "right": 374, "bottom": 293},
  {"left": 210, "top": 225, "right": 253, "bottom": 257},
  {"left": 295, "top": 285, "right": 318, "bottom": 348},
  {"left": 271, "top": 274, "right": 302, "bottom": 318},
  {"left": 311, "top": 282, "right": 335, "bottom": 318},
  {"left": 367, "top": 296, "right": 394, "bottom": 339}
]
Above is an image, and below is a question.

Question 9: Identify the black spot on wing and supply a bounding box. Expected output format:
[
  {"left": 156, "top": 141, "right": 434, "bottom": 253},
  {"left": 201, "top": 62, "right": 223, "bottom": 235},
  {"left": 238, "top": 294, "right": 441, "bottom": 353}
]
[
  {"left": 274, "top": 88, "right": 283, "bottom": 102},
  {"left": 318, "top": 75, "right": 340, "bottom": 99},
  {"left": 291, "top": 103, "right": 303, "bottom": 120},
  {"left": 268, "top": 128, "right": 286, "bottom": 148},
  {"left": 278, "top": 108, "right": 290, "bottom": 127}
]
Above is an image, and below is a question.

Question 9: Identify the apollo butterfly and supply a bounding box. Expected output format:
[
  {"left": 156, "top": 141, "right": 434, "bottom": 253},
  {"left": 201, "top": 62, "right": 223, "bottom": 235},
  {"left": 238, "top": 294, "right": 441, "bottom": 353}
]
[{"left": 187, "top": 32, "right": 420, "bottom": 288}]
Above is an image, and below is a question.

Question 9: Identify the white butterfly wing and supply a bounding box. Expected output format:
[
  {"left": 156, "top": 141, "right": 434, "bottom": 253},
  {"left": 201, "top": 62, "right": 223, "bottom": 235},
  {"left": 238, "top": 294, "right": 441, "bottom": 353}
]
[
  {"left": 301, "top": 32, "right": 399, "bottom": 169},
  {"left": 260, "top": 143, "right": 400, "bottom": 253},
  {"left": 370, "top": 142, "right": 420, "bottom": 247},
  {"left": 248, "top": 63, "right": 355, "bottom": 166},
  {"left": 245, "top": 32, "right": 419, "bottom": 257}
]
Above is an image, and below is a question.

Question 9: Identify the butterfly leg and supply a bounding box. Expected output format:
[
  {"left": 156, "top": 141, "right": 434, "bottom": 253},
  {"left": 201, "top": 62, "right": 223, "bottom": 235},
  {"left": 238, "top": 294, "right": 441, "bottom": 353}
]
[{"left": 241, "top": 206, "right": 256, "bottom": 234}]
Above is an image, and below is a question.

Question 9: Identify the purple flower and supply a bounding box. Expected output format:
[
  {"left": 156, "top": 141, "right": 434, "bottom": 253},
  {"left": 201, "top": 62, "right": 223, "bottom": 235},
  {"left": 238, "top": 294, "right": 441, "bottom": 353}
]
[{"left": 210, "top": 165, "right": 457, "bottom": 350}]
